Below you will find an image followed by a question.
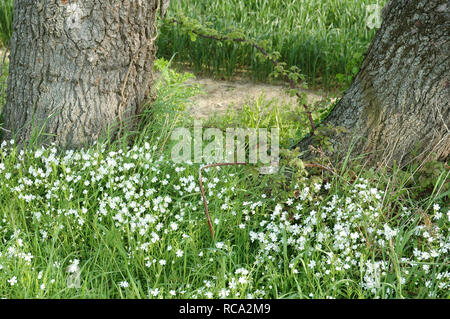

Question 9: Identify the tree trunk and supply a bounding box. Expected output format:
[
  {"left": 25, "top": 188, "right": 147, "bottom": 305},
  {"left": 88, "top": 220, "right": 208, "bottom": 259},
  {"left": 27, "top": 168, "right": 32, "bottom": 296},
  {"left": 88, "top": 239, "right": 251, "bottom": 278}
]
[
  {"left": 315, "top": 0, "right": 449, "bottom": 166},
  {"left": 2, "top": 0, "right": 160, "bottom": 148}
]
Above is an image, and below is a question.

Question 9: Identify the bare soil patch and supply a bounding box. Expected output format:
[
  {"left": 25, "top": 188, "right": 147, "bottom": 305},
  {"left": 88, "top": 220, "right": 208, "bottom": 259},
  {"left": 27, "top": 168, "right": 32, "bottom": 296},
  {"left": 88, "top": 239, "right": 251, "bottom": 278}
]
[{"left": 185, "top": 75, "right": 335, "bottom": 119}]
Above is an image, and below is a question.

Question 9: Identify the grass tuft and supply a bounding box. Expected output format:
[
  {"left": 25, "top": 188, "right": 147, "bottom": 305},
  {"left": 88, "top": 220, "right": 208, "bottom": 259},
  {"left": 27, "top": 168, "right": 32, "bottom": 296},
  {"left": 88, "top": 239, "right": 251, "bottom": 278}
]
[{"left": 0, "top": 0, "right": 13, "bottom": 48}]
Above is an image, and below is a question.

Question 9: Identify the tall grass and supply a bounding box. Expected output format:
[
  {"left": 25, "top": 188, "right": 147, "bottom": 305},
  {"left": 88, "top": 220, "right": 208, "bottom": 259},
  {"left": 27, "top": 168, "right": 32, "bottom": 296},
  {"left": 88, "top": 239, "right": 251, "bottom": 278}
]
[
  {"left": 158, "top": 0, "right": 387, "bottom": 87},
  {"left": 0, "top": 60, "right": 448, "bottom": 298},
  {"left": 0, "top": 0, "right": 386, "bottom": 87},
  {"left": 0, "top": 0, "right": 13, "bottom": 48}
]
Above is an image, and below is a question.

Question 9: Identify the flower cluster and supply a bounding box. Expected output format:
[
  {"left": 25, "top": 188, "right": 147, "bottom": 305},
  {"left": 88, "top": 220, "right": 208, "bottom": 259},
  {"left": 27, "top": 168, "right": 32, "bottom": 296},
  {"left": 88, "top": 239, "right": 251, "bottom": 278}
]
[
  {"left": 0, "top": 139, "right": 448, "bottom": 298},
  {"left": 248, "top": 179, "right": 449, "bottom": 297}
]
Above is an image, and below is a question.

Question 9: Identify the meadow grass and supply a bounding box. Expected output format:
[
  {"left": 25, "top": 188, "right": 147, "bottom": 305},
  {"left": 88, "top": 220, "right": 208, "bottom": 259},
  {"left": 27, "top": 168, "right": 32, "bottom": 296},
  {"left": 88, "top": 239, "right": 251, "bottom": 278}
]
[
  {"left": 0, "top": 60, "right": 448, "bottom": 298},
  {"left": 0, "top": 0, "right": 13, "bottom": 48},
  {"left": 0, "top": 0, "right": 386, "bottom": 87},
  {"left": 158, "top": 0, "right": 387, "bottom": 87}
]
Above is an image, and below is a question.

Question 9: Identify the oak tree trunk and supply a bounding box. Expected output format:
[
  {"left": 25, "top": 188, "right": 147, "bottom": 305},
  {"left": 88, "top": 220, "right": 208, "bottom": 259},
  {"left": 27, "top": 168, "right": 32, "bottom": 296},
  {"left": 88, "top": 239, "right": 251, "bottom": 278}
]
[
  {"left": 317, "top": 0, "right": 449, "bottom": 166},
  {"left": 2, "top": 0, "right": 160, "bottom": 147}
]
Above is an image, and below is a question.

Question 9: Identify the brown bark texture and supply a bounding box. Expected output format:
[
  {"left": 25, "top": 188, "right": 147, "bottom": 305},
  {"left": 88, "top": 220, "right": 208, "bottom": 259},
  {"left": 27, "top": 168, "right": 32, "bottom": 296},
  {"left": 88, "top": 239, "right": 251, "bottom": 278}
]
[
  {"left": 313, "top": 0, "right": 449, "bottom": 166},
  {"left": 2, "top": 0, "right": 160, "bottom": 148}
]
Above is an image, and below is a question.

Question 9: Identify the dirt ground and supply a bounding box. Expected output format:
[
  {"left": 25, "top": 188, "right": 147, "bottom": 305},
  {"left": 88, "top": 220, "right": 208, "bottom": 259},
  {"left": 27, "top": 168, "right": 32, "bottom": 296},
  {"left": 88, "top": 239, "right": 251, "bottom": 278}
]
[{"left": 185, "top": 75, "right": 333, "bottom": 119}]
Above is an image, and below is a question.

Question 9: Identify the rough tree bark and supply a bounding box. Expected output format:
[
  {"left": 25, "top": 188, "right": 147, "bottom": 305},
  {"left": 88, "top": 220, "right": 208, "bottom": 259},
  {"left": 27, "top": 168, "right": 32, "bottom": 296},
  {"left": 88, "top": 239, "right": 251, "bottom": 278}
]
[
  {"left": 2, "top": 0, "right": 161, "bottom": 147},
  {"left": 307, "top": 0, "right": 449, "bottom": 166}
]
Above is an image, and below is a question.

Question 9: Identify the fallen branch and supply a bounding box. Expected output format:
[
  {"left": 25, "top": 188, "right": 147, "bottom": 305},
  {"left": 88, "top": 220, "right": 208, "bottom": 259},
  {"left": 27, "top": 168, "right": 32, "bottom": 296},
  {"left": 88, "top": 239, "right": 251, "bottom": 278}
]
[{"left": 199, "top": 162, "right": 247, "bottom": 240}]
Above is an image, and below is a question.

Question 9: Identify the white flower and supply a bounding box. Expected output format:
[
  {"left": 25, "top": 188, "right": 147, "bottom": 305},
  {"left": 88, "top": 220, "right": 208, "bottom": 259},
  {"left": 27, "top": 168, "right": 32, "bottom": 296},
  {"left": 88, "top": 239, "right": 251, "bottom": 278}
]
[
  {"left": 433, "top": 212, "right": 442, "bottom": 220},
  {"left": 176, "top": 250, "right": 184, "bottom": 258},
  {"left": 35, "top": 149, "right": 44, "bottom": 159},
  {"left": 150, "top": 288, "right": 160, "bottom": 296},
  {"left": 219, "top": 288, "right": 230, "bottom": 298},
  {"left": 8, "top": 276, "right": 18, "bottom": 286},
  {"left": 235, "top": 268, "right": 249, "bottom": 275},
  {"left": 119, "top": 281, "right": 129, "bottom": 288},
  {"left": 383, "top": 224, "right": 397, "bottom": 240}
]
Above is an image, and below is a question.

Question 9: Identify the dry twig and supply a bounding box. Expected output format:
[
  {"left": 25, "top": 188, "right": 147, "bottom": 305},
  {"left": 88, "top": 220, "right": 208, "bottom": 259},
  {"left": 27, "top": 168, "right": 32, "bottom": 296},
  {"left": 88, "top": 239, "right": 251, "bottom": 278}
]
[{"left": 199, "top": 162, "right": 247, "bottom": 240}]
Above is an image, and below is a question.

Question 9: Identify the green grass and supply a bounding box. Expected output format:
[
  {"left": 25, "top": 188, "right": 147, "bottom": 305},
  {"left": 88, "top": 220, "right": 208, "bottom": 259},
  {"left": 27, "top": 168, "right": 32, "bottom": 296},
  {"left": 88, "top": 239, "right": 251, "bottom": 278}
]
[
  {"left": 0, "top": 0, "right": 13, "bottom": 48},
  {"left": 0, "top": 60, "right": 448, "bottom": 298},
  {"left": 0, "top": 0, "right": 385, "bottom": 87},
  {"left": 158, "top": 0, "right": 387, "bottom": 87},
  {"left": 202, "top": 91, "right": 336, "bottom": 149}
]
